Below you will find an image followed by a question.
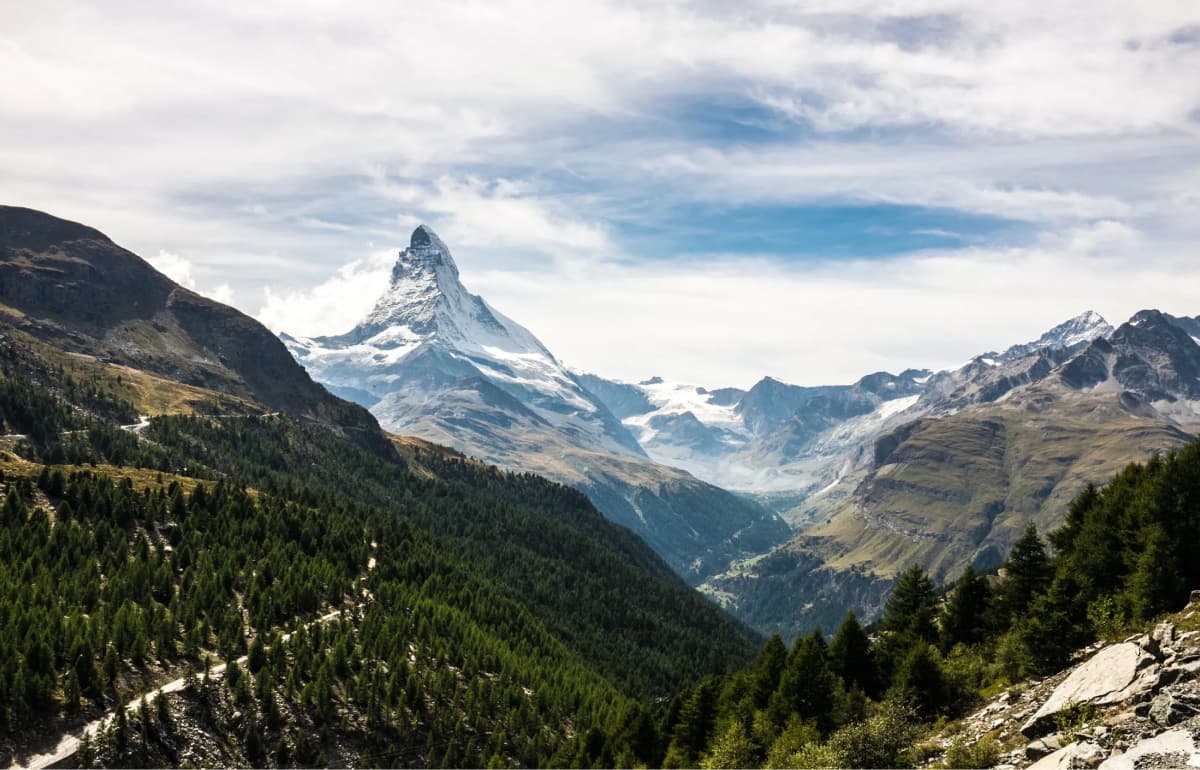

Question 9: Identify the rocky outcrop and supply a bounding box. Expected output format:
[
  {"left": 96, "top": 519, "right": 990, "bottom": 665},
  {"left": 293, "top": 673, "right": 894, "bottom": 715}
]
[
  {"left": 923, "top": 592, "right": 1200, "bottom": 770},
  {"left": 1022, "top": 643, "right": 1159, "bottom": 737}
]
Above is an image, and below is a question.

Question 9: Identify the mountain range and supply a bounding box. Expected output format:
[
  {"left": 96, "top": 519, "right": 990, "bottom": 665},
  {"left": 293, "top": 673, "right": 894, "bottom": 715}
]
[
  {"left": 282, "top": 224, "right": 1200, "bottom": 637},
  {"left": 284, "top": 226, "right": 789, "bottom": 581}
]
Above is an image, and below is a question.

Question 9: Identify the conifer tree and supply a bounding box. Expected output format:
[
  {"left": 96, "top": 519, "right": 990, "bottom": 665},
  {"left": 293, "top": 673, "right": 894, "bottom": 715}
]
[
  {"left": 769, "top": 631, "right": 836, "bottom": 734},
  {"left": 890, "top": 644, "right": 947, "bottom": 718},
  {"left": 829, "top": 612, "right": 878, "bottom": 697},
  {"left": 940, "top": 566, "right": 992, "bottom": 651},
  {"left": 881, "top": 565, "right": 939, "bottom": 644},
  {"left": 1000, "top": 523, "right": 1053, "bottom": 621}
]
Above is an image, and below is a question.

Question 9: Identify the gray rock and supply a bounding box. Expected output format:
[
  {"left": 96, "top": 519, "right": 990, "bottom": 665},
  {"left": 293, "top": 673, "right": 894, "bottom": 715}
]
[
  {"left": 1029, "top": 741, "right": 1106, "bottom": 769},
  {"left": 1098, "top": 728, "right": 1200, "bottom": 769},
  {"left": 1027, "top": 733, "right": 1069, "bottom": 760},
  {"left": 1023, "top": 643, "right": 1158, "bottom": 737},
  {"left": 1151, "top": 621, "right": 1176, "bottom": 646},
  {"left": 1148, "top": 691, "right": 1197, "bottom": 726},
  {"left": 1172, "top": 658, "right": 1200, "bottom": 685}
]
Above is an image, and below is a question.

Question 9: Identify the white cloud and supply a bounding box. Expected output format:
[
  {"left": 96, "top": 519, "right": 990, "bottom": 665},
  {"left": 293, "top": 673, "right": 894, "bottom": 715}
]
[
  {"left": 145, "top": 250, "right": 241, "bottom": 307},
  {"left": 3, "top": 0, "right": 1199, "bottom": 386},
  {"left": 251, "top": 227, "right": 1200, "bottom": 388},
  {"left": 147, "top": 250, "right": 195, "bottom": 288},
  {"left": 372, "top": 175, "right": 613, "bottom": 259},
  {"left": 257, "top": 250, "right": 397, "bottom": 337},
  {"left": 209, "top": 283, "right": 236, "bottom": 305},
  {"left": 470, "top": 245, "right": 1200, "bottom": 387}
]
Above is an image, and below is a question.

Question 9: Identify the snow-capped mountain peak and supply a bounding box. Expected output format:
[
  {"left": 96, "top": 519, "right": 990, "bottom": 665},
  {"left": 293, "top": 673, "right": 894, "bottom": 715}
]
[
  {"left": 343, "top": 224, "right": 547, "bottom": 358},
  {"left": 1031, "top": 310, "right": 1112, "bottom": 351},
  {"left": 283, "top": 226, "right": 644, "bottom": 458},
  {"left": 991, "top": 310, "right": 1113, "bottom": 363}
]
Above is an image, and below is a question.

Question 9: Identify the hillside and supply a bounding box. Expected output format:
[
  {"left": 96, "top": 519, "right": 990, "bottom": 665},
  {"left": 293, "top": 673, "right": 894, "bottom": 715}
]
[
  {"left": 0, "top": 209, "right": 763, "bottom": 767},
  {"left": 0, "top": 206, "right": 388, "bottom": 454},
  {"left": 642, "top": 439, "right": 1200, "bottom": 769}
]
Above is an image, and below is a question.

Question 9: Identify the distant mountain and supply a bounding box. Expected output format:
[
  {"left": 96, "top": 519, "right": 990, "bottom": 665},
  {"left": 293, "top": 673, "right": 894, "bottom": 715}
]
[
  {"left": 582, "top": 312, "right": 1117, "bottom": 501},
  {"left": 286, "top": 226, "right": 789, "bottom": 581},
  {"left": 702, "top": 309, "right": 1200, "bottom": 638},
  {"left": 0, "top": 205, "right": 388, "bottom": 453}
]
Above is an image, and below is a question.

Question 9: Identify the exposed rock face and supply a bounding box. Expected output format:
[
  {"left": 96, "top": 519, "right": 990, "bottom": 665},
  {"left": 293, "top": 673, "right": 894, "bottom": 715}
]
[
  {"left": 924, "top": 597, "right": 1200, "bottom": 770},
  {"left": 1098, "top": 728, "right": 1200, "bottom": 769},
  {"left": 1022, "top": 643, "right": 1159, "bottom": 737},
  {"left": 1027, "top": 740, "right": 1105, "bottom": 769}
]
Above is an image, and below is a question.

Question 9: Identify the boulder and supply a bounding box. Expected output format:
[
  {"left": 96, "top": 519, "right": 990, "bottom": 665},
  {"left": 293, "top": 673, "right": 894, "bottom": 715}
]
[
  {"left": 1149, "top": 691, "right": 1198, "bottom": 726},
  {"left": 1026, "top": 733, "right": 1069, "bottom": 760},
  {"left": 1022, "top": 644, "right": 1158, "bottom": 737},
  {"left": 1152, "top": 621, "right": 1176, "bottom": 647},
  {"left": 1028, "top": 741, "right": 1106, "bottom": 770},
  {"left": 1097, "top": 728, "right": 1200, "bottom": 769}
]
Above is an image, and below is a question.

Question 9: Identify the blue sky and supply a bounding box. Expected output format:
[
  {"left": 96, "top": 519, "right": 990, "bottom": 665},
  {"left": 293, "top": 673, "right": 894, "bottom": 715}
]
[{"left": 3, "top": 1, "right": 1200, "bottom": 386}]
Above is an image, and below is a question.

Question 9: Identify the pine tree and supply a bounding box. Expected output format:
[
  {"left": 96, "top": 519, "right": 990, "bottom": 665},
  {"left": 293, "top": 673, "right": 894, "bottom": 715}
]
[
  {"left": 769, "top": 631, "right": 836, "bottom": 734},
  {"left": 1127, "top": 524, "right": 1184, "bottom": 622},
  {"left": 890, "top": 644, "right": 947, "bottom": 718},
  {"left": 700, "top": 720, "right": 756, "bottom": 769},
  {"left": 939, "top": 567, "right": 992, "bottom": 651},
  {"left": 749, "top": 634, "right": 788, "bottom": 708},
  {"left": 829, "top": 612, "right": 878, "bottom": 697},
  {"left": 1000, "top": 523, "right": 1053, "bottom": 622},
  {"left": 244, "top": 719, "right": 266, "bottom": 767},
  {"left": 664, "top": 680, "right": 718, "bottom": 768},
  {"left": 881, "top": 565, "right": 939, "bottom": 644}
]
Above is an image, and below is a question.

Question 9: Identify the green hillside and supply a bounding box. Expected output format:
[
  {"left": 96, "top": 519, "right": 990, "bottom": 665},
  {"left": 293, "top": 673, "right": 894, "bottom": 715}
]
[{"left": 0, "top": 329, "right": 757, "bottom": 767}]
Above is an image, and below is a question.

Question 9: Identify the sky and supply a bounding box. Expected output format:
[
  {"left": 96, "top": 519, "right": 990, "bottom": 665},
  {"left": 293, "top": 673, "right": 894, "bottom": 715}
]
[{"left": 4, "top": 1, "right": 1200, "bottom": 388}]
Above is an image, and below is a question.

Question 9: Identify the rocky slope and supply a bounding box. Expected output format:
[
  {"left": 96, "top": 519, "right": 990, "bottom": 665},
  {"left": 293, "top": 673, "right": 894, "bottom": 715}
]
[
  {"left": 0, "top": 205, "right": 387, "bottom": 452},
  {"left": 285, "top": 226, "right": 788, "bottom": 581},
  {"left": 922, "top": 592, "right": 1200, "bottom": 769}
]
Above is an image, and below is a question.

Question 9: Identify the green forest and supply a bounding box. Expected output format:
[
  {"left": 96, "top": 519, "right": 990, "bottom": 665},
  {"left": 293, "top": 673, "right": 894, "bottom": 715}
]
[{"left": 655, "top": 439, "right": 1200, "bottom": 768}]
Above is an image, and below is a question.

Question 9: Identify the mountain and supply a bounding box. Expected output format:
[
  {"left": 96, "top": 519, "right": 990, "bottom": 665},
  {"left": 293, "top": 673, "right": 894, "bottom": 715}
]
[
  {"left": 702, "top": 310, "right": 1200, "bottom": 638},
  {"left": 0, "top": 205, "right": 387, "bottom": 452},
  {"left": 0, "top": 206, "right": 763, "bottom": 768},
  {"left": 285, "top": 226, "right": 789, "bottom": 580},
  {"left": 578, "top": 367, "right": 933, "bottom": 497}
]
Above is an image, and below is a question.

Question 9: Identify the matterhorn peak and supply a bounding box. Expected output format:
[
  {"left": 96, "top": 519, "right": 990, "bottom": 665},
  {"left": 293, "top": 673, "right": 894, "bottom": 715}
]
[{"left": 392, "top": 224, "right": 459, "bottom": 282}]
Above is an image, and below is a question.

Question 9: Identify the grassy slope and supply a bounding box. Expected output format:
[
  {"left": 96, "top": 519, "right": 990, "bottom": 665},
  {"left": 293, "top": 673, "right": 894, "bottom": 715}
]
[{"left": 805, "top": 388, "right": 1195, "bottom": 582}]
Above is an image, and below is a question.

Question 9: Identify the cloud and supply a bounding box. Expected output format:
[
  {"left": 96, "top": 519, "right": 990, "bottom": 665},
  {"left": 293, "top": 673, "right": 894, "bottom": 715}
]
[
  {"left": 257, "top": 250, "right": 397, "bottom": 337},
  {"left": 468, "top": 244, "right": 1200, "bottom": 388},
  {"left": 372, "top": 174, "right": 613, "bottom": 259},
  {"left": 2, "top": 0, "right": 1199, "bottom": 386},
  {"left": 146, "top": 250, "right": 241, "bottom": 307},
  {"left": 147, "top": 250, "right": 195, "bottom": 288},
  {"left": 251, "top": 223, "right": 1200, "bottom": 388}
]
